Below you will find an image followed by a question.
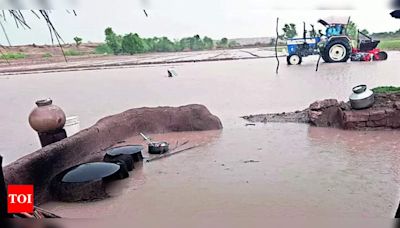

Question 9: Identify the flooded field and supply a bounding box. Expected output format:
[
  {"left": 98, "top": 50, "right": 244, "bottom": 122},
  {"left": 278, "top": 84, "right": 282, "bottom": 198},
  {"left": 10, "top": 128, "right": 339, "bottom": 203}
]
[{"left": 1, "top": 50, "right": 400, "bottom": 220}]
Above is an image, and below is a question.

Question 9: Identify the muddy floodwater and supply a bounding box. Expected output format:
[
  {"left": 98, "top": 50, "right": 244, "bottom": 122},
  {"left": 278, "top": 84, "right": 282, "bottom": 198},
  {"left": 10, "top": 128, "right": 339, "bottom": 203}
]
[{"left": 1, "top": 51, "right": 400, "bottom": 221}]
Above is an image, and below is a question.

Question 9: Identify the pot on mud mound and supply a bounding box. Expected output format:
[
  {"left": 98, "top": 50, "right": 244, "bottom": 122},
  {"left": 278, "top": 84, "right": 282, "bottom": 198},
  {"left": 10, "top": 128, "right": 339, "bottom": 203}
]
[
  {"left": 349, "top": 85, "right": 375, "bottom": 110},
  {"left": 28, "top": 99, "right": 66, "bottom": 133}
]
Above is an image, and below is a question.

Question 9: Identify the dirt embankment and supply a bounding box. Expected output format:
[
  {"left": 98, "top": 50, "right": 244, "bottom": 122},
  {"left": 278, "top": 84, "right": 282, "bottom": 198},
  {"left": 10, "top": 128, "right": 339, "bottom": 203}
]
[
  {"left": 0, "top": 44, "right": 280, "bottom": 75},
  {"left": 242, "top": 110, "right": 309, "bottom": 123},
  {"left": 2, "top": 43, "right": 98, "bottom": 61},
  {"left": 243, "top": 93, "right": 400, "bottom": 130}
]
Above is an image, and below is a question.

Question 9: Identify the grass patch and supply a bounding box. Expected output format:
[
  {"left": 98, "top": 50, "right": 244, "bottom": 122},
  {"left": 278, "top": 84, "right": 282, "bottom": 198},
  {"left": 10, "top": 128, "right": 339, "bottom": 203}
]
[
  {"left": 378, "top": 39, "right": 400, "bottom": 50},
  {"left": 372, "top": 86, "right": 400, "bottom": 94},
  {"left": 0, "top": 52, "right": 26, "bottom": 60},
  {"left": 64, "top": 50, "right": 83, "bottom": 56},
  {"left": 95, "top": 44, "right": 113, "bottom": 55},
  {"left": 42, "top": 53, "right": 52, "bottom": 58}
]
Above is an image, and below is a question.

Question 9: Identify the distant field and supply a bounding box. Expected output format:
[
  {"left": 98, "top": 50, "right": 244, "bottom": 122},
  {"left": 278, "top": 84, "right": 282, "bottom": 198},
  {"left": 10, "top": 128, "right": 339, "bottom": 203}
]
[{"left": 378, "top": 39, "right": 400, "bottom": 50}]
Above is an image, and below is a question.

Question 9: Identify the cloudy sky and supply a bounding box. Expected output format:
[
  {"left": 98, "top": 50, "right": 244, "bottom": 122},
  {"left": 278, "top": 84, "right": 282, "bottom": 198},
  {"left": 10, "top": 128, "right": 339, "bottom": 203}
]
[{"left": 0, "top": 0, "right": 398, "bottom": 45}]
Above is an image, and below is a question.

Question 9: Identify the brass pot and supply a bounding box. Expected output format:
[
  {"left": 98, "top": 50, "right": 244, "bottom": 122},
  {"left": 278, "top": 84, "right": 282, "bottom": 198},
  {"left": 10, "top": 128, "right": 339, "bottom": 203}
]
[{"left": 28, "top": 99, "right": 66, "bottom": 133}]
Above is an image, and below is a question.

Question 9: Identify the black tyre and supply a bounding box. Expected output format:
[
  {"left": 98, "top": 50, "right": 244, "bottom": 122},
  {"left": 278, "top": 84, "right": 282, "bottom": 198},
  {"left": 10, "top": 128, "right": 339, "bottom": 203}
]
[
  {"left": 286, "top": 54, "right": 302, "bottom": 65},
  {"left": 321, "top": 39, "right": 351, "bottom": 63}
]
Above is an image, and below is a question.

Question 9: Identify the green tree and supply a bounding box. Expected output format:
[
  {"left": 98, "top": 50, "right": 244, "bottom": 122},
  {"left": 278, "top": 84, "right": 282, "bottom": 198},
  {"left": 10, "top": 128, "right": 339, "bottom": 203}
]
[
  {"left": 217, "top": 37, "right": 229, "bottom": 48},
  {"left": 346, "top": 21, "right": 358, "bottom": 40},
  {"left": 143, "top": 37, "right": 156, "bottom": 52},
  {"left": 191, "top": 35, "right": 205, "bottom": 50},
  {"left": 121, "top": 33, "right": 145, "bottom": 54},
  {"left": 179, "top": 37, "right": 193, "bottom": 50},
  {"left": 203, "top": 36, "right": 214, "bottom": 49},
  {"left": 228, "top": 40, "right": 239, "bottom": 48},
  {"left": 156, "top": 37, "right": 176, "bottom": 52},
  {"left": 282, "top": 23, "right": 297, "bottom": 39},
  {"left": 73, "top": 36, "right": 82, "bottom": 46},
  {"left": 105, "top": 27, "right": 122, "bottom": 54}
]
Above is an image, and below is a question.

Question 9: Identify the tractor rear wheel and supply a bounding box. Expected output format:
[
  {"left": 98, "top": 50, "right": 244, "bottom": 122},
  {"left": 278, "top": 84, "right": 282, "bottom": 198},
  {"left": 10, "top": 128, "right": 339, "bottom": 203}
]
[
  {"left": 322, "top": 39, "right": 351, "bottom": 63},
  {"left": 287, "top": 54, "right": 302, "bottom": 65}
]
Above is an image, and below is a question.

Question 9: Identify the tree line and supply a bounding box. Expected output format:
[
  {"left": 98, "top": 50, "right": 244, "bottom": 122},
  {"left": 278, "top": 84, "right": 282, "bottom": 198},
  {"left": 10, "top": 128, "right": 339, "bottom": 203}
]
[
  {"left": 370, "top": 29, "right": 400, "bottom": 39},
  {"left": 99, "top": 27, "right": 239, "bottom": 55}
]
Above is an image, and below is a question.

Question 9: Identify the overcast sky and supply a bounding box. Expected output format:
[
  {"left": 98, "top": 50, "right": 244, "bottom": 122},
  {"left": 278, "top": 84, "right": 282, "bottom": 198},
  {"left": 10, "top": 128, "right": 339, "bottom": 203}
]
[{"left": 0, "top": 0, "right": 399, "bottom": 45}]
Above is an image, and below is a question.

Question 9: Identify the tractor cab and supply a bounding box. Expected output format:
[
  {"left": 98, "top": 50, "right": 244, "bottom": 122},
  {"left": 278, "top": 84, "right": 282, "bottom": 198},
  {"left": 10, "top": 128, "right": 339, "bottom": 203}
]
[
  {"left": 317, "top": 18, "right": 347, "bottom": 37},
  {"left": 315, "top": 17, "right": 353, "bottom": 63}
]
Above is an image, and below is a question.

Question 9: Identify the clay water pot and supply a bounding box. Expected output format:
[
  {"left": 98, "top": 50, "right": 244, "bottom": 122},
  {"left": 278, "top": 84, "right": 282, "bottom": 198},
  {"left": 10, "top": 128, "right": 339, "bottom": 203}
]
[{"left": 28, "top": 99, "right": 66, "bottom": 133}]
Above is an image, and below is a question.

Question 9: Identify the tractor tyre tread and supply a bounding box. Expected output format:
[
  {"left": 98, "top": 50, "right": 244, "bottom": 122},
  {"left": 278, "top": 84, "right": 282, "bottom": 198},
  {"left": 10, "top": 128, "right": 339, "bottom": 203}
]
[
  {"left": 322, "top": 39, "right": 351, "bottom": 63},
  {"left": 287, "top": 54, "right": 302, "bottom": 65}
]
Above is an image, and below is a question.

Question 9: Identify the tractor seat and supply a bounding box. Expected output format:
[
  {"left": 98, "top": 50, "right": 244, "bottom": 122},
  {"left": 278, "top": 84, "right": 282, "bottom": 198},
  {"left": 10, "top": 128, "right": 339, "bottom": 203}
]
[{"left": 359, "top": 40, "right": 380, "bottom": 52}]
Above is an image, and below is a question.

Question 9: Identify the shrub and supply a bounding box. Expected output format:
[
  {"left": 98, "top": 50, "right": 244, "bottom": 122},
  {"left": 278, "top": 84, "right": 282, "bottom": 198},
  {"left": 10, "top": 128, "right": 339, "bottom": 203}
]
[
  {"left": 0, "top": 52, "right": 26, "bottom": 59},
  {"left": 372, "top": 86, "right": 400, "bottom": 93},
  {"left": 64, "top": 50, "right": 83, "bottom": 56},
  {"left": 95, "top": 44, "right": 113, "bottom": 54},
  {"left": 42, "top": 53, "right": 52, "bottom": 58}
]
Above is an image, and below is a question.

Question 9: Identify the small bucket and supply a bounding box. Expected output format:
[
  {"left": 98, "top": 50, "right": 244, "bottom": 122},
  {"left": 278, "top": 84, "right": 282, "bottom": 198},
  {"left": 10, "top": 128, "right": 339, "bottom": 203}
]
[{"left": 65, "top": 116, "right": 80, "bottom": 136}]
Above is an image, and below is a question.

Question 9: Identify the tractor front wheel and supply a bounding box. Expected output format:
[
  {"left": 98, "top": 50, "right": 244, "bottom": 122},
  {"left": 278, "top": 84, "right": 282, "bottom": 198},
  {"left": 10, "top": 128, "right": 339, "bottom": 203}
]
[
  {"left": 322, "top": 39, "right": 351, "bottom": 63},
  {"left": 287, "top": 54, "right": 302, "bottom": 65}
]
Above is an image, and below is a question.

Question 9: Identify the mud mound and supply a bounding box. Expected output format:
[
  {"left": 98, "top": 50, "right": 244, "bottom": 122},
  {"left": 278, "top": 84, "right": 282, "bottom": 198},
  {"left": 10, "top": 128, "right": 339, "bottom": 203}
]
[
  {"left": 243, "top": 93, "right": 400, "bottom": 130},
  {"left": 4, "top": 104, "right": 222, "bottom": 204}
]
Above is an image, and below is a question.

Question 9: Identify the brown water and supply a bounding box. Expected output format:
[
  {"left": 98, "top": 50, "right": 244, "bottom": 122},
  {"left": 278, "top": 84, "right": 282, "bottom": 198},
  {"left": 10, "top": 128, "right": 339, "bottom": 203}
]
[{"left": 1, "top": 50, "right": 400, "bottom": 220}]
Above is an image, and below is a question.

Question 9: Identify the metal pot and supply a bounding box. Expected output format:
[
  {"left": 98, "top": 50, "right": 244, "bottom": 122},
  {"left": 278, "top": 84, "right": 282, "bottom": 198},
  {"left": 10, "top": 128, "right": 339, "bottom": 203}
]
[
  {"left": 28, "top": 99, "right": 66, "bottom": 133},
  {"left": 349, "top": 85, "right": 375, "bottom": 110},
  {"left": 148, "top": 142, "right": 169, "bottom": 154}
]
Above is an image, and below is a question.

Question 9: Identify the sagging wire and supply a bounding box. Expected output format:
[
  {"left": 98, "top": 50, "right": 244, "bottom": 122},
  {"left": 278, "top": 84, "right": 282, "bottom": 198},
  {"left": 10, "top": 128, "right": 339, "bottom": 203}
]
[
  {"left": 9, "top": 10, "right": 30, "bottom": 29},
  {"left": 30, "top": 10, "right": 41, "bottom": 19},
  {"left": 39, "top": 10, "right": 67, "bottom": 62},
  {"left": 0, "top": 10, "right": 74, "bottom": 63},
  {"left": 0, "top": 12, "right": 10, "bottom": 64},
  {"left": 275, "top": 17, "right": 280, "bottom": 74},
  {"left": 0, "top": 14, "right": 11, "bottom": 46},
  {"left": 66, "top": 10, "right": 77, "bottom": 16}
]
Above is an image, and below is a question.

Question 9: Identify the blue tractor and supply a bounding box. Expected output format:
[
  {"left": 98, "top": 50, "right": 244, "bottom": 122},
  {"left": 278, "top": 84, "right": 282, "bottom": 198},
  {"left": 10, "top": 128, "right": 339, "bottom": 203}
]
[{"left": 286, "top": 18, "right": 352, "bottom": 65}]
